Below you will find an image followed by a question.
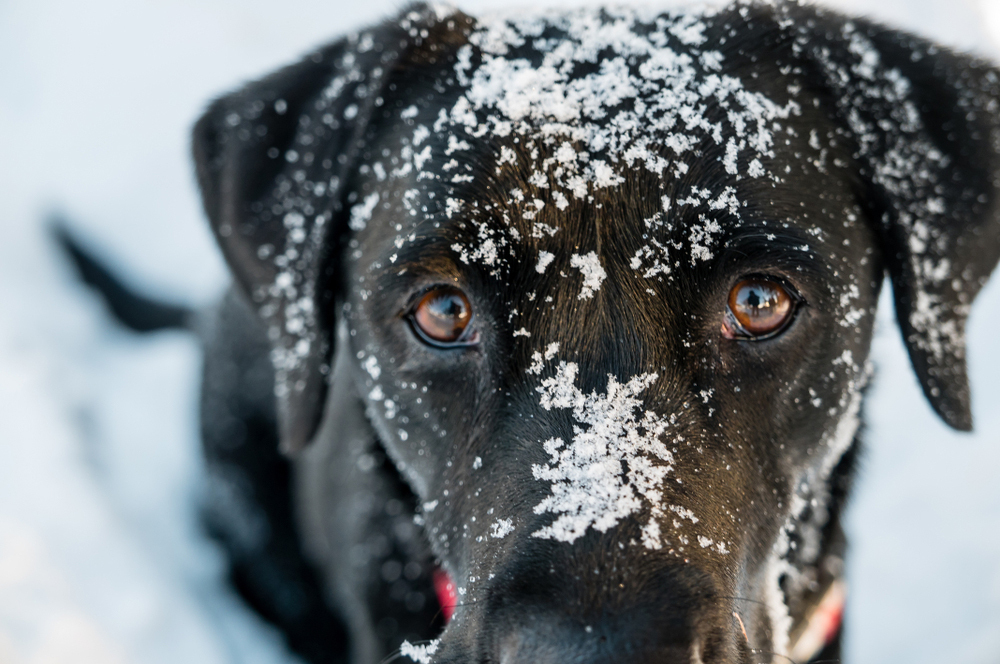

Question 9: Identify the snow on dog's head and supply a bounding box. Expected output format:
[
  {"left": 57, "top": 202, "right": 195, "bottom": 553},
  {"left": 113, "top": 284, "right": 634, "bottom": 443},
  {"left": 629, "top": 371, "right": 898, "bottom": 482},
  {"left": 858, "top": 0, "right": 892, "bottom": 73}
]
[{"left": 196, "top": 2, "right": 1000, "bottom": 661}]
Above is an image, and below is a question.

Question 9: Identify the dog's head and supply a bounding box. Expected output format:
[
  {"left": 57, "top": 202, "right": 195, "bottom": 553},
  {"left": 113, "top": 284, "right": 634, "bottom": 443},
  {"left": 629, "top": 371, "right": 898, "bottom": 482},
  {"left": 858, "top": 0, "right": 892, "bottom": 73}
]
[{"left": 194, "top": 3, "right": 1000, "bottom": 662}]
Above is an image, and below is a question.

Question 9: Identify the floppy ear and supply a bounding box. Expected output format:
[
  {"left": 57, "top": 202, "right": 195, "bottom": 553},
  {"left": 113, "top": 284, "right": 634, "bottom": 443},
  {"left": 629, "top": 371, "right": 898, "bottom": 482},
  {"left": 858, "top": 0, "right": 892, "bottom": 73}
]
[
  {"left": 794, "top": 8, "right": 1000, "bottom": 430},
  {"left": 193, "top": 5, "right": 462, "bottom": 453}
]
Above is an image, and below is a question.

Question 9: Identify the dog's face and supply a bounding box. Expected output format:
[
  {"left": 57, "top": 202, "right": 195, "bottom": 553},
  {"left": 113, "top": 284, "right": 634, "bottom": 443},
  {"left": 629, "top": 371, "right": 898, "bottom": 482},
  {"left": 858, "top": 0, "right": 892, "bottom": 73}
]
[{"left": 194, "top": 3, "right": 1000, "bottom": 662}]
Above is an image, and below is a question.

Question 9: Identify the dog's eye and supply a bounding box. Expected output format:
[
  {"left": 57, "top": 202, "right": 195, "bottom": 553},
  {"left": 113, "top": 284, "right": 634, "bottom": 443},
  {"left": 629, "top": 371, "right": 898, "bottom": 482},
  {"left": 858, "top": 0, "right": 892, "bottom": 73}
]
[
  {"left": 723, "top": 278, "right": 795, "bottom": 339},
  {"left": 410, "top": 286, "right": 478, "bottom": 346}
]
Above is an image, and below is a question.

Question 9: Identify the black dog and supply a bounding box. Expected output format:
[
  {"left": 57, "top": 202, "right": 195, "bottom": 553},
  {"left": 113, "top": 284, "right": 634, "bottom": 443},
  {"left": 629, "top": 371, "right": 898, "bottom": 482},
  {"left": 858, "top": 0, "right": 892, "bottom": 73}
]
[{"left": 63, "top": 2, "right": 1000, "bottom": 663}]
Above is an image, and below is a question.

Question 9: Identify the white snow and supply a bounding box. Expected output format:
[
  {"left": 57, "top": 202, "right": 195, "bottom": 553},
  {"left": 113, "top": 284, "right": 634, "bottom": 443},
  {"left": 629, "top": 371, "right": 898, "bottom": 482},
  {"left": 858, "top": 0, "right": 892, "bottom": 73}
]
[
  {"left": 446, "top": 3, "right": 800, "bottom": 208},
  {"left": 399, "top": 639, "right": 440, "bottom": 664},
  {"left": 569, "top": 252, "right": 606, "bottom": 299},
  {"left": 535, "top": 250, "right": 555, "bottom": 273},
  {"left": 1, "top": 1, "right": 999, "bottom": 664},
  {"left": 362, "top": 354, "right": 381, "bottom": 379},
  {"left": 531, "top": 361, "right": 675, "bottom": 547},
  {"left": 348, "top": 192, "right": 380, "bottom": 231},
  {"left": 489, "top": 519, "right": 514, "bottom": 538}
]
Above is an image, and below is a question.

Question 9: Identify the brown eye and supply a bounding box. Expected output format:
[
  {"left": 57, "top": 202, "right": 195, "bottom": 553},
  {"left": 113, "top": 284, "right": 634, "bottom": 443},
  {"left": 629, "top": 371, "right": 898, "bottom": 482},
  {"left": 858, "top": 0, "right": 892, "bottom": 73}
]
[
  {"left": 411, "top": 287, "right": 477, "bottom": 346},
  {"left": 724, "top": 278, "right": 795, "bottom": 339}
]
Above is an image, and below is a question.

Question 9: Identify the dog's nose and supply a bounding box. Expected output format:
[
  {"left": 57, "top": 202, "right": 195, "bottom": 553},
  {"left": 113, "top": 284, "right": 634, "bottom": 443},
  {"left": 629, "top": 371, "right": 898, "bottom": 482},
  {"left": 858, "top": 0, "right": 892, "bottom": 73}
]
[
  {"left": 477, "top": 553, "right": 740, "bottom": 664},
  {"left": 495, "top": 613, "right": 696, "bottom": 664}
]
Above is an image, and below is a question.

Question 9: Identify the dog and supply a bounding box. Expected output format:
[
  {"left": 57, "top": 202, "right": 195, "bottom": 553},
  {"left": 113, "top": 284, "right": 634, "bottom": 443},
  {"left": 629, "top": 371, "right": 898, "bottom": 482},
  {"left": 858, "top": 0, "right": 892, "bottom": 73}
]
[{"left": 61, "top": 1, "right": 1000, "bottom": 662}]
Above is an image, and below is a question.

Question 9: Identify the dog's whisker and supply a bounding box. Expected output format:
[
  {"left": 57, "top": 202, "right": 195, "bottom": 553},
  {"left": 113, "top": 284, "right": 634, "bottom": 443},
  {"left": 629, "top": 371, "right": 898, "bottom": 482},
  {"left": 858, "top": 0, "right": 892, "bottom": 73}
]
[
  {"left": 727, "top": 597, "right": 843, "bottom": 664},
  {"left": 726, "top": 611, "right": 809, "bottom": 664},
  {"left": 718, "top": 595, "right": 771, "bottom": 609},
  {"left": 377, "top": 649, "right": 406, "bottom": 664},
  {"left": 732, "top": 611, "right": 750, "bottom": 644},
  {"left": 746, "top": 648, "right": 814, "bottom": 664},
  {"left": 430, "top": 598, "right": 482, "bottom": 625}
]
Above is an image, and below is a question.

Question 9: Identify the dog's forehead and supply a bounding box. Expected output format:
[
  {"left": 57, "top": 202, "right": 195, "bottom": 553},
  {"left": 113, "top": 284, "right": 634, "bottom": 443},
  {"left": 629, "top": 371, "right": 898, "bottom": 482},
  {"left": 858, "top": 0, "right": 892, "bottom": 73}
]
[
  {"left": 447, "top": 5, "right": 794, "bottom": 181},
  {"left": 348, "top": 4, "right": 868, "bottom": 313}
]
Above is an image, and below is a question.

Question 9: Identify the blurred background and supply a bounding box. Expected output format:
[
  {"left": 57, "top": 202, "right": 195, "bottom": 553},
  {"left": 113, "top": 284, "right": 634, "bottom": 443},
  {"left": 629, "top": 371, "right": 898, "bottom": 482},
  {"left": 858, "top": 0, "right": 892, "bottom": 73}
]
[{"left": 1, "top": 0, "right": 999, "bottom": 662}]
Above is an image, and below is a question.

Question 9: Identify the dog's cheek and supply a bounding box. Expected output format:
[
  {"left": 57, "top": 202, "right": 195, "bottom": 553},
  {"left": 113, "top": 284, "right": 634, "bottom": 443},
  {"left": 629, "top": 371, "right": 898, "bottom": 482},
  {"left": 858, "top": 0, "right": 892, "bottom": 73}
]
[
  {"left": 341, "top": 301, "right": 483, "bottom": 504},
  {"left": 709, "top": 261, "right": 874, "bottom": 457},
  {"left": 730, "top": 314, "right": 873, "bottom": 656},
  {"left": 689, "top": 283, "right": 873, "bottom": 567},
  {"left": 786, "top": 270, "right": 879, "bottom": 471},
  {"left": 336, "top": 290, "right": 426, "bottom": 492}
]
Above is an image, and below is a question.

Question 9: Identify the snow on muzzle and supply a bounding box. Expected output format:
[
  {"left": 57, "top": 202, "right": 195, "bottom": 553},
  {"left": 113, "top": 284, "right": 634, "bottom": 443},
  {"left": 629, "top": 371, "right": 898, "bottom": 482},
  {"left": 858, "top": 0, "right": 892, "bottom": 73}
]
[{"left": 413, "top": 362, "right": 750, "bottom": 663}]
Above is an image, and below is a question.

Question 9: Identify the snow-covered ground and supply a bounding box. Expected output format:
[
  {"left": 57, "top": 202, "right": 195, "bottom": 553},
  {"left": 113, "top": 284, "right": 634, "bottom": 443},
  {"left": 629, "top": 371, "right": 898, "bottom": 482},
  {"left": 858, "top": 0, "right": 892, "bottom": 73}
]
[{"left": 1, "top": 1, "right": 998, "bottom": 662}]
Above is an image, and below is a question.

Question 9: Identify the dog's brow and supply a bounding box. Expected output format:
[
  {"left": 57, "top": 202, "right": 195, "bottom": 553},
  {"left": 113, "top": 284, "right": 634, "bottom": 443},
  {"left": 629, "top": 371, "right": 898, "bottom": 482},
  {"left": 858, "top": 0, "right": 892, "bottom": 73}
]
[
  {"left": 718, "top": 228, "right": 834, "bottom": 276},
  {"left": 375, "top": 239, "right": 465, "bottom": 280}
]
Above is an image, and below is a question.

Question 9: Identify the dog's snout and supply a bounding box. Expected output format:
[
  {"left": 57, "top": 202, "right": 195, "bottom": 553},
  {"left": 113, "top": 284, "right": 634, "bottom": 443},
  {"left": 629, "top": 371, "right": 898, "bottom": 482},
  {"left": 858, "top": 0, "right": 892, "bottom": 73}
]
[
  {"left": 496, "top": 617, "right": 693, "bottom": 664},
  {"left": 478, "top": 562, "right": 737, "bottom": 664}
]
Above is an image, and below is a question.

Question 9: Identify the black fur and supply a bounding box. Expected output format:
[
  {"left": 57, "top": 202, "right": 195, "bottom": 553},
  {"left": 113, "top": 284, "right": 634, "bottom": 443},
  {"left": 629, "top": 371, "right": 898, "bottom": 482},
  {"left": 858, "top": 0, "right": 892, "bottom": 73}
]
[
  {"left": 65, "top": 3, "right": 1000, "bottom": 663},
  {"left": 55, "top": 219, "right": 191, "bottom": 332}
]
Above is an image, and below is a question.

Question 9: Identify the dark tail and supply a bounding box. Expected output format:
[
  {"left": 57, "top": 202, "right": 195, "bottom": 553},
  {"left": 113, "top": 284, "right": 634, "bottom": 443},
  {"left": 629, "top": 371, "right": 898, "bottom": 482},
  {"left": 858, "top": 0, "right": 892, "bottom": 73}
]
[{"left": 53, "top": 220, "right": 193, "bottom": 333}]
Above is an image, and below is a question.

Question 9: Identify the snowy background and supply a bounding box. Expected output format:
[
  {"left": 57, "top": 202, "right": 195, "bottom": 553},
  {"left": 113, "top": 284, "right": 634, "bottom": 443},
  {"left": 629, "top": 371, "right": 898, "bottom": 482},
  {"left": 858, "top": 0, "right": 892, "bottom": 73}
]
[{"left": 1, "top": 0, "right": 999, "bottom": 662}]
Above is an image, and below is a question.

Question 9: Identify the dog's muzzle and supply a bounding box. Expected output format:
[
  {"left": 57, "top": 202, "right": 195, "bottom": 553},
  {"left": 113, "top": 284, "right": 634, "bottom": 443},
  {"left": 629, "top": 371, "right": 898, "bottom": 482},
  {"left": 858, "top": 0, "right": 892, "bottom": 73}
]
[
  {"left": 428, "top": 565, "right": 843, "bottom": 663},
  {"left": 429, "top": 558, "right": 742, "bottom": 663}
]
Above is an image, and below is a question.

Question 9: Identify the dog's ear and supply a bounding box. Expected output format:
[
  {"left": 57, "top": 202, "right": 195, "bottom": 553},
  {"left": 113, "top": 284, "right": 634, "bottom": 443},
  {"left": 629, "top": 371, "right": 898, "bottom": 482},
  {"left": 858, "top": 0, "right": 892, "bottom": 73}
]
[
  {"left": 794, "top": 8, "right": 1000, "bottom": 430},
  {"left": 193, "top": 5, "right": 468, "bottom": 453}
]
